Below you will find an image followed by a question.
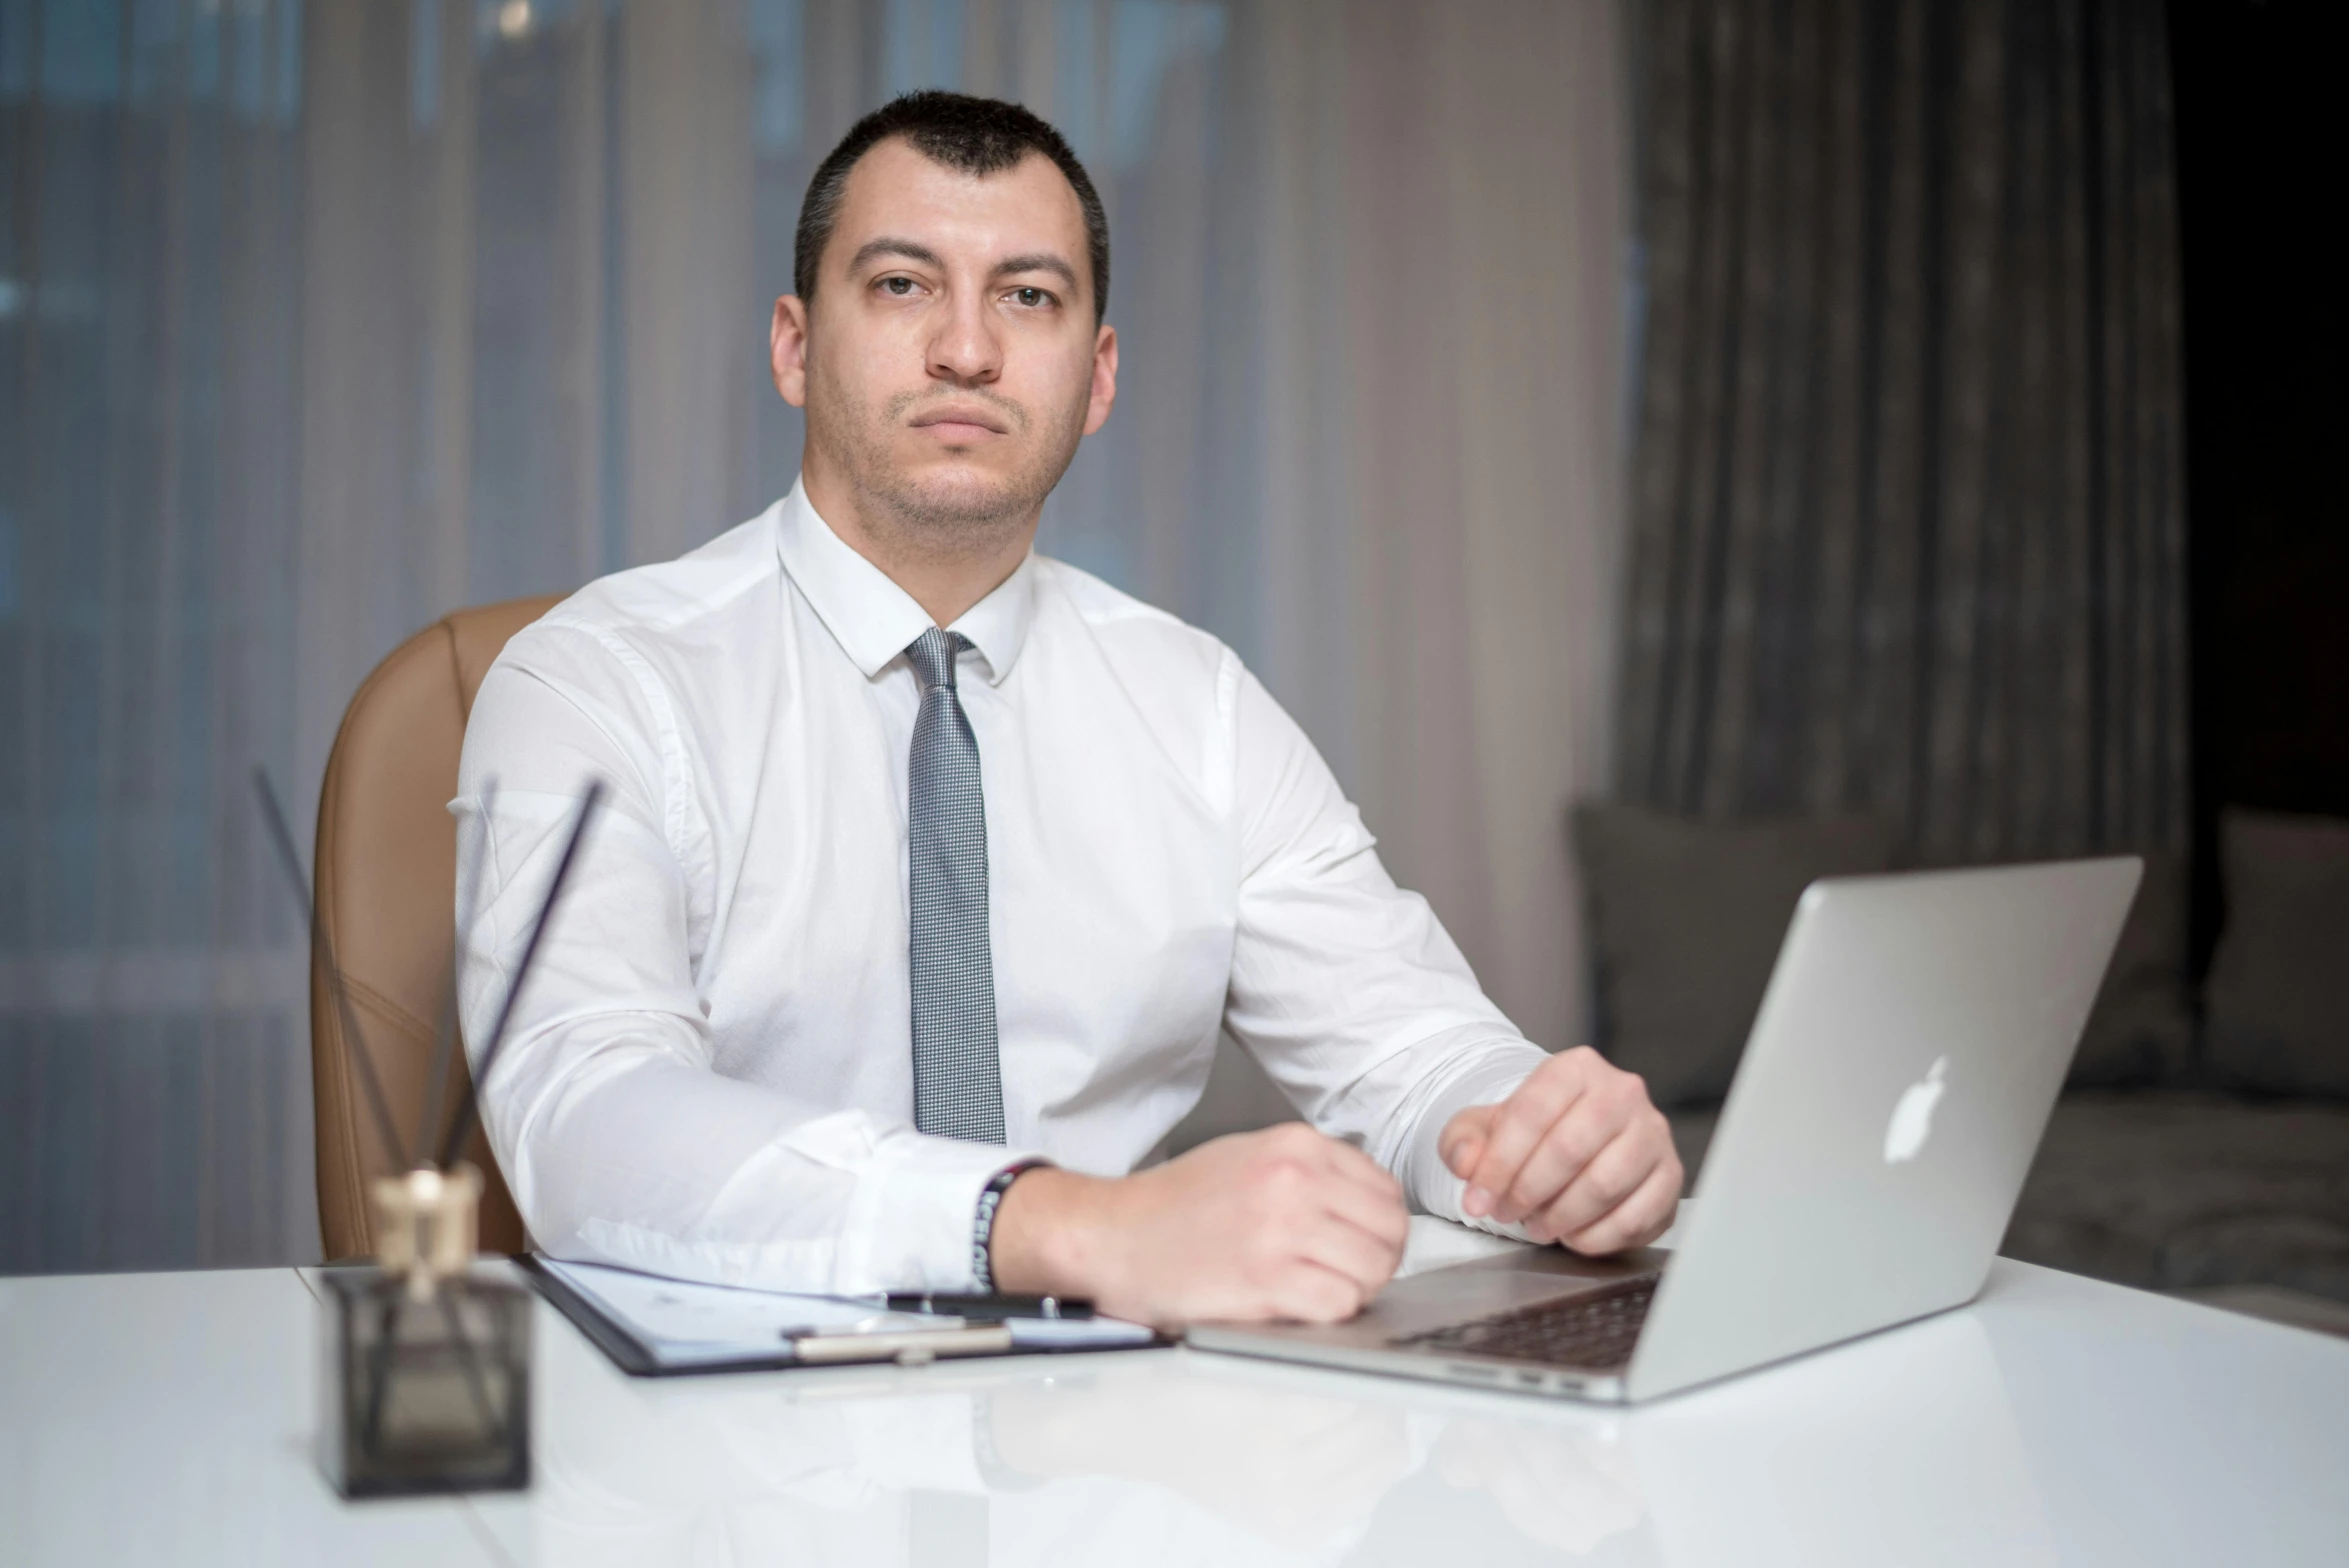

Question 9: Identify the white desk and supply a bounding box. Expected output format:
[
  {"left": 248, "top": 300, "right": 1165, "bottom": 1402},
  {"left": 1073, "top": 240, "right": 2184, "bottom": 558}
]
[{"left": 4, "top": 1227, "right": 2345, "bottom": 1567}]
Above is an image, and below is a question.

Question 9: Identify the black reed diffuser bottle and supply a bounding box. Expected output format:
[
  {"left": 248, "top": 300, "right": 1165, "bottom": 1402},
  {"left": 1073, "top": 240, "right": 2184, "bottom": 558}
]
[
  {"left": 255, "top": 769, "right": 606, "bottom": 1501},
  {"left": 320, "top": 1164, "right": 533, "bottom": 1498}
]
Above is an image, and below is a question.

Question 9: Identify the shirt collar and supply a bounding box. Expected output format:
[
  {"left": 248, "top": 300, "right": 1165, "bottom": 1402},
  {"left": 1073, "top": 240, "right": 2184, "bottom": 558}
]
[{"left": 774, "top": 478, "right": 1036, "bottom": 686}]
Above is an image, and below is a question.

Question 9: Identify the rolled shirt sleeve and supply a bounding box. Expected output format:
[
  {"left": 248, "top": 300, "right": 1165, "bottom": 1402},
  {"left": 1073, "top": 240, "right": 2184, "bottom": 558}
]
[{"left": 1219, "top": 661, "right": 1547, "bottom": 1234}]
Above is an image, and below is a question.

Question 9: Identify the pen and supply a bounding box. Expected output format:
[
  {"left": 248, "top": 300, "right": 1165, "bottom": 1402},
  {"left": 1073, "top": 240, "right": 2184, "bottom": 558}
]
[
  {"left": 884, "top": 1291, "right": 1095, "bottom": 1321},
  {"left": 779, "top": 1323, "right": 1017, "bottom": 1365}
]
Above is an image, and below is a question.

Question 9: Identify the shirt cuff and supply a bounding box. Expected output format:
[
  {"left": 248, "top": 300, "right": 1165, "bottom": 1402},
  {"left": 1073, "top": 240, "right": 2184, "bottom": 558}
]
[
  {"left": 1397, "top": 1047, "right": 1548, "bottom": 1242},
  {"left": 837, "top": 1130, "right": 1050, "bottom": 1293}
]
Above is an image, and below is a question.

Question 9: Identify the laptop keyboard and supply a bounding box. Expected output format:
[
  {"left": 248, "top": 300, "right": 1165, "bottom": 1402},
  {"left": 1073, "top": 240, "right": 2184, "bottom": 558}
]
[{"left": 1390, "top": 1274, "right": 1660, "bottom": 1370}]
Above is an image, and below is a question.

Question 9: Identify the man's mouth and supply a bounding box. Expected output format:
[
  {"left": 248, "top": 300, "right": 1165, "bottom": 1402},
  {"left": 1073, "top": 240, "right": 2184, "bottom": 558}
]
[{"left": 909, "top": 404, "right": 1012, "bottom": 439}]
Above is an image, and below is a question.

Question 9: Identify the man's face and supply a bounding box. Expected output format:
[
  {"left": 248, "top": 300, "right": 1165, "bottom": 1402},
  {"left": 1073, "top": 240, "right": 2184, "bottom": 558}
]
[{"left": 773, "top": 137, "right": 1116, "bottom": 538}]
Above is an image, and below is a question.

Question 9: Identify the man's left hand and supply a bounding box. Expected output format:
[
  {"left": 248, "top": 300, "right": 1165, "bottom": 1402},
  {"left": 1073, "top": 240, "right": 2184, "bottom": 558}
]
[{"left": 1438, "top": 1047, "right": 1683, "bottom": 1255}]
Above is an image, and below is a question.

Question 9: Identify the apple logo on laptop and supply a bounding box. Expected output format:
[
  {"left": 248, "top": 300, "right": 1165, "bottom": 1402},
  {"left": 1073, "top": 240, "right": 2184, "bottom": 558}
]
[{"left": 1883, "top": 1056, "right": 1949, "bottom": 1164}]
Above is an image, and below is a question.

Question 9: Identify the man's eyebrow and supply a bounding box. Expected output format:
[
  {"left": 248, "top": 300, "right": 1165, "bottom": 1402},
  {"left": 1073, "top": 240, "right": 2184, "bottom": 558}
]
[
  {"left": 848, "top": 237, "right": 945, "bottom": 274},
  {"left": 993, "top": 253, "right": 1079, "bottom": 290},
  {"left": 847, "top": 239, "right": 1080, "bottom": 294}
]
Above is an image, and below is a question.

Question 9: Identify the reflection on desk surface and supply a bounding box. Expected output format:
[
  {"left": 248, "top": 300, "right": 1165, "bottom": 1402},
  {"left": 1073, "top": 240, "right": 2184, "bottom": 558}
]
[
  {"left": 506, "top": 1299, "right": 2044, "bottom": 1568},
  {"left": 6, "top": 1260, "right": 2347, "bottom": 1566}
]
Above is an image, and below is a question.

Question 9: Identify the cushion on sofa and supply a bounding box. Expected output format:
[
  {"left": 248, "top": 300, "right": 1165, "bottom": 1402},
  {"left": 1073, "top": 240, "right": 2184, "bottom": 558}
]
[
  {"left": 1572, "top": 804, "right": 1896, "bottom": 1107},
  {"left": 2204, "top": 807, "right": 2349, "bottom": 1098},
  {"left": 2066, "top": 849, "right": 2195, "bottom": 1086},
  {"left": 2003, "top": 1092, "right": 2349, "bottom": 1302}
]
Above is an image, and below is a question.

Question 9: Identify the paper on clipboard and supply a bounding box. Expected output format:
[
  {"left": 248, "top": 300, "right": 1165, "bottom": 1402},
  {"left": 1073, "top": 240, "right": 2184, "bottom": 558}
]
[{"left": 537, "top": 1259, "right": 1152, "bottom": 1369}]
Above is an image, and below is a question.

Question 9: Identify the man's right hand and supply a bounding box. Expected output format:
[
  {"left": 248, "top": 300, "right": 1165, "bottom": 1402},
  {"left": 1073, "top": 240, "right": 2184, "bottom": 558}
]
[{"left": 987, "top": 1123, "right": 1410, "bottom": 1329}]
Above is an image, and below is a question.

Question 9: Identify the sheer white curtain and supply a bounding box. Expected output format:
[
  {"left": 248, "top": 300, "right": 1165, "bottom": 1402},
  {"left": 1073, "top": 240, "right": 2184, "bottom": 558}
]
[{"left": 0, "top": 0, "right": 1625, "bottom": 1270}]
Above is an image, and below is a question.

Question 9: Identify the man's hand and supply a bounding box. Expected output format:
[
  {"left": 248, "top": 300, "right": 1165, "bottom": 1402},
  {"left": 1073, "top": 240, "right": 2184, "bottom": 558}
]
[
  {"left": 988, "top": 1123, "right": 1409, "bottom": 1329},
  {"left": 1439, "top": 1047, "right": 1682, "bottom": 1254}
]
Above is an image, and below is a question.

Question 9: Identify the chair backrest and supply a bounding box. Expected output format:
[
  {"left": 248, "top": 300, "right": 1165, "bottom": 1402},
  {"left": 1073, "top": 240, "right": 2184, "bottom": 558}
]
[{"left": 312, "top": 594, "right": 563, "bottom": 1260}]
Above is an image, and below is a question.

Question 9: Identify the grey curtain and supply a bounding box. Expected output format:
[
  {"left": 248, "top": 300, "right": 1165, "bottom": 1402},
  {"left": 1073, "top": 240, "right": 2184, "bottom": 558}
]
[
  {"left": 1617, "top": 0, "right": 2187, "bottom": 862},
  {"left": 0, "top": 0, "right": 310, "bottom": 1271}
]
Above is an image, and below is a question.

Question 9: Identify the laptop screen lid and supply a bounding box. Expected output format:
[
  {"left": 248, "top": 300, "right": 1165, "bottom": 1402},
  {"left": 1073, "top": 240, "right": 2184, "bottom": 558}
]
[{"left": 1624, "top": 857, "right": 2140, "bottom": 1402}]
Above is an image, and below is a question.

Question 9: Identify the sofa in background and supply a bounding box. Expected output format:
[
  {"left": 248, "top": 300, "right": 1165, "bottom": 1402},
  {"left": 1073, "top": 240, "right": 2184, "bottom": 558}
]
[{"left": 1575, "top": 803, "right": 2349, "bottom": 1320}]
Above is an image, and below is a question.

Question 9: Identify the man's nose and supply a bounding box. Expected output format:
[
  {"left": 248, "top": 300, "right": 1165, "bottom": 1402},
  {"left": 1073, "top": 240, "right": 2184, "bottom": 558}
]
[{"left": 927, "top": 287, "right": 1004, "bottom": 387}]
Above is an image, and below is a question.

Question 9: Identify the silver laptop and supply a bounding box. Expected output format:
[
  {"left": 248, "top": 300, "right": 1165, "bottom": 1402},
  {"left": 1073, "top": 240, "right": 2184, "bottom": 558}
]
[{"left": 1189, "top": 857, "right": 2141, "bottom": 1404}]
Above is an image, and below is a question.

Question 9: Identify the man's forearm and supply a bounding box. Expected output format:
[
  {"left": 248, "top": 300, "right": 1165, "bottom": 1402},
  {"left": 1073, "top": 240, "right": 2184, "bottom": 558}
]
[
  {"left": 986, "top": 1166, "right": 1111, "bottom": 1297},
  {"left": 496, "top": 1042, "right": 1036, "bottom": 1293}
]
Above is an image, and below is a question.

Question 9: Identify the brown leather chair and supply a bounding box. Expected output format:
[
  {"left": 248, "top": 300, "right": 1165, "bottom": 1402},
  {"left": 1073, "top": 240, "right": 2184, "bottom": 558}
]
[{"left": 312, "top": 594, "right": 563, "bottom": 1259}]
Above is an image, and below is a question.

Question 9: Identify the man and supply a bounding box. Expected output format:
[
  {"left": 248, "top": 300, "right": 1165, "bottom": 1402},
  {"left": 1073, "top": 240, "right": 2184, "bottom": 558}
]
[{"left": 455, "top": 91, "right": 1679, "bottom": 1328}]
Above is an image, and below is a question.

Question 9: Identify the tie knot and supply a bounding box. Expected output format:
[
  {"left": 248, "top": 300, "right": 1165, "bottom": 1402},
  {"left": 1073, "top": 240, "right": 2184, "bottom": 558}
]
[{"left": 905, "top": 627, "right": 970, "bottom": 694}]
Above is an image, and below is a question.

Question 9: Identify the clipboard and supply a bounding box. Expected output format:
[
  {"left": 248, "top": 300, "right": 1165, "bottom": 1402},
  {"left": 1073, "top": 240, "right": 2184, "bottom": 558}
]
[{"left": 518, "top": 1255, "right": 1164, "bottom": 1378}]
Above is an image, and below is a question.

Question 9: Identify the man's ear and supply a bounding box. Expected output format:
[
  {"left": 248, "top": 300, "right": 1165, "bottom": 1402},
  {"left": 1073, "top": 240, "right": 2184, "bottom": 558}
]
[
  {"left": 1082, "top": 321, "right": 1119, "bottom": 437},
  {"left": 771, "top": 295, "right": 811, "bottom": 407}
]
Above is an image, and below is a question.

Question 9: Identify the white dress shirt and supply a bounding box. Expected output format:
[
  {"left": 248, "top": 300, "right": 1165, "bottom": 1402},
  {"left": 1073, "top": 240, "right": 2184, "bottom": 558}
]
[{"left": 453, "top": 480, "right": 1547, "bottom": 1293}]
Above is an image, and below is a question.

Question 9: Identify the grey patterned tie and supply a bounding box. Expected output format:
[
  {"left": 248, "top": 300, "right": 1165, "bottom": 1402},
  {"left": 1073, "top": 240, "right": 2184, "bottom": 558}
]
[{"left": 904, "top": 628, "right": 1006, "bottom": 1143}]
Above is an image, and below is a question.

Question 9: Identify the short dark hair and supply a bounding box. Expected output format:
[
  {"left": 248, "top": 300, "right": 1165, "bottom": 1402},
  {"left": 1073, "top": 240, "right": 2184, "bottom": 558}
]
[{"left": 794, "top": 91, "right": 1110, "bottom": 322}]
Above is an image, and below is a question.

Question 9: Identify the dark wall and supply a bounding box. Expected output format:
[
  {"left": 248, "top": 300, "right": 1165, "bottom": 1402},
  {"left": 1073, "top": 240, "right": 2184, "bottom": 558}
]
[{"left": 2171, "top": 0, "right": 2349, "bottom": 967}]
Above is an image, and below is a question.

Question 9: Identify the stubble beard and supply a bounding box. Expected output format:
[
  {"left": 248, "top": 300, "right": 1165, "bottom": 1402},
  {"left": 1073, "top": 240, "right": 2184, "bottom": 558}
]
[{"left": 810, "top": 360, "right": 1089, "bottom": 562}]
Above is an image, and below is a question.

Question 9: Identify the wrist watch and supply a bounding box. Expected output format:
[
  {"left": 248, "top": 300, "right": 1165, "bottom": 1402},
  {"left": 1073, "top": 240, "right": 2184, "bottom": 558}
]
[{"left": 971, "top": 1159, "right": 1047, "bottom": 1293}]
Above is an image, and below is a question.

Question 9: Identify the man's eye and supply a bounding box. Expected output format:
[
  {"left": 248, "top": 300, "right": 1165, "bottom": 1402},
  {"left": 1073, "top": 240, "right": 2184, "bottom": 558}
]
[
  {"left": 1010, "top": 287, "right": 1050, "bottom": 308},
  {"left": 880, "top": 276, "right": 916, "bottom": 296}
]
